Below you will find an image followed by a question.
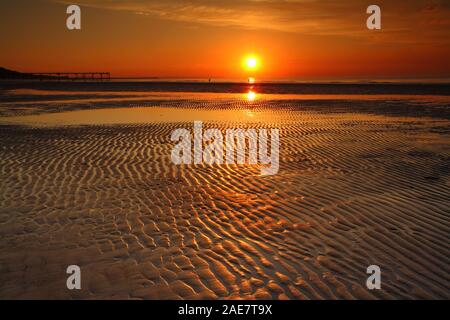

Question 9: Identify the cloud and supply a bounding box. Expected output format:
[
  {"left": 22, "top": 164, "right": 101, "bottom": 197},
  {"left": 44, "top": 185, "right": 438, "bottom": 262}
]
[
  {"left": 55, "top": 0, "right": 450, "bottom": 41},
  {"left": 54, "top": 0, "right": 359, "bottom": 33}
]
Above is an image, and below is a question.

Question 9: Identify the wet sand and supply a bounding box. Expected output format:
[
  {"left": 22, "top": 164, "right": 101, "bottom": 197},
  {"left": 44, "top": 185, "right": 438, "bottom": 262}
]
[{"left": 0, "top": 90, "right": 449, "bottom": 299}]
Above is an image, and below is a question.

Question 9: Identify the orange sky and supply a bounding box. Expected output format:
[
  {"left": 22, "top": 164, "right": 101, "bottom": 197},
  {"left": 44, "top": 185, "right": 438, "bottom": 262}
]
[{"left": 1, "top": 0, "right": 450, "bottom": 80}]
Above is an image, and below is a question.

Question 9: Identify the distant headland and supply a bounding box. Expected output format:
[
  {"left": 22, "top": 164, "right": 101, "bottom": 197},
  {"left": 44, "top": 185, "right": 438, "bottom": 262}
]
[
  {"left": 0, "top": 67, "right": 110, "bottom": 81},
  {"left": 0, "top": 67, "right": 40, "bottom": 79}
]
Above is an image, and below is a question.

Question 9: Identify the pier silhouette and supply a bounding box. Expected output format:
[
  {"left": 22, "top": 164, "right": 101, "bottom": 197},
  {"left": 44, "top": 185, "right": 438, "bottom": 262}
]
[{"left": 32, "top": 72, "right": 111, "bottom": 81}]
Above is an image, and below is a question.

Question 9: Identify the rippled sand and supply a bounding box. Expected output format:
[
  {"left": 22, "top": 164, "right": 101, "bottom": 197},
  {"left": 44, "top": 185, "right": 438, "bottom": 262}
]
[{"left": 0, "top": 92, "right": 449, "bottom": 299}]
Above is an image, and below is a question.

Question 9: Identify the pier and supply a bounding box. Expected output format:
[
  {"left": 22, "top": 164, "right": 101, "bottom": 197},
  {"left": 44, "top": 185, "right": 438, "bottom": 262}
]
[{"left": 31, "top": 72, "right": 111, "bottom": 81}]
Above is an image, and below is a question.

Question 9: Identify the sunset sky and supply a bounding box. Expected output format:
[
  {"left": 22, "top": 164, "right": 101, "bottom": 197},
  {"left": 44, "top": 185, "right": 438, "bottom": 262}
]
[{"left": 1, "top": 0, "right": 450, "bottom": 80}]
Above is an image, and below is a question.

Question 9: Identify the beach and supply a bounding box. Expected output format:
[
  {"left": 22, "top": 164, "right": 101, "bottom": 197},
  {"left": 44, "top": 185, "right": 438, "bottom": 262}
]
[{"left": 0, "top": 83, "right": 449, "bottom": 299}]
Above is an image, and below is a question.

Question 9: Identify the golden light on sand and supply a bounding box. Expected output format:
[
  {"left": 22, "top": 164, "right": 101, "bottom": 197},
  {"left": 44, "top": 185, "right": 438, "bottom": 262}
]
[{"left": 247, "top": 90, "right": 256, "bottom": 101}]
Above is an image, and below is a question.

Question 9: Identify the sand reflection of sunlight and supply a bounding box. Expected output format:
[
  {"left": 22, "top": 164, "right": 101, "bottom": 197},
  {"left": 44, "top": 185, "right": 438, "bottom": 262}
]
[{"left": 247, "top": 90, "right": 256, "bottom": 102}]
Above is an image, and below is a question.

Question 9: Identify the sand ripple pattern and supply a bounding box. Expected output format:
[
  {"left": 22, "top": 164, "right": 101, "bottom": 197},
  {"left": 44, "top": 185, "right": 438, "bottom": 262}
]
[{"left": 0, "top": 103, "right": 449, "bottom": 299}]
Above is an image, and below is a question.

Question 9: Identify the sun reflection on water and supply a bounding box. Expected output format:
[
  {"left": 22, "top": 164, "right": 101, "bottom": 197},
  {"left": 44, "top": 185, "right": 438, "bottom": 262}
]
[{"left": 246, "top": 90, "right": 256, "bottom": 102}]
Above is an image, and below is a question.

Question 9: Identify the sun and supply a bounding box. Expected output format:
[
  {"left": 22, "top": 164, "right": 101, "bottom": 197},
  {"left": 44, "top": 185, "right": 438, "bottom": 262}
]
[
  {"left": 244, "top": 56, "right": 259, "bottom": 70},
  {"left": 247, "top": 57, "right": 257, "bottom": 69}
]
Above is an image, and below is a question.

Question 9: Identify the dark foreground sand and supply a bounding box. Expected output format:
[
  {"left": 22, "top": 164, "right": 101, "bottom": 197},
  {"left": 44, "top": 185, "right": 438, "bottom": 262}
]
[{"left": 0, "top": 91, "right": 449, "bottom": 299}]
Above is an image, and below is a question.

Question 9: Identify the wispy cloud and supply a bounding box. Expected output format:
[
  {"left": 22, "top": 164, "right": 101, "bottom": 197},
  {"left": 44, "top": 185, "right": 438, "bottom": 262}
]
[{"left": 56, "top": 0, "right": 450, "bottom": 42}]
